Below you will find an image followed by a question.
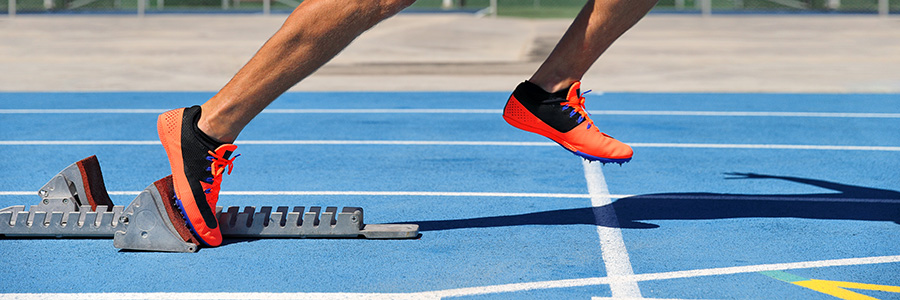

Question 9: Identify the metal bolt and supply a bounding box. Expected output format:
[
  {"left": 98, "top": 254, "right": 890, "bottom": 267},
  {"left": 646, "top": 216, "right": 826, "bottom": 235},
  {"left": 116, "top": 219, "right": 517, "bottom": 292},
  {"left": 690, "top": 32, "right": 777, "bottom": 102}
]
[
  {"left": 62, "top": 198, "right": 68, "bottom": 204},
  {"left": 141, "top": 231, "right": 148, "bottom": 238},
  {"left": 351, "top": 216, "right": 359, "bottom": 223},
  {"left": 119, "top": 216, "right": 129, "bottom": 224},
  {"left": 39, "top": 190, "right": 48, "bottom": 197},
  {"left": 42, "top": 199, "right": 49, "bottom": 205}
]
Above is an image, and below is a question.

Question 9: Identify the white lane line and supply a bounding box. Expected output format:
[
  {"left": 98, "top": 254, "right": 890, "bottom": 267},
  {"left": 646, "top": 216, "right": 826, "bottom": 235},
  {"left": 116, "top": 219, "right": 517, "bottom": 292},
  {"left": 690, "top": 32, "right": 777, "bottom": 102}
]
[
  {"left": 264, "top": 109, "right": 500, "bottom": 114},
  {"left": 219, "top": 191, "right": 591, "bottom": 198},
  {"left": 2, "top": 255, "right": 897, "bottom": 300},
  {"left": 1, "top": 140, "right": 900, "bottom": 151},
  {"left": 0, "top": 109, "right": 169, "bottom": 114},
  {"left": 623, "top": 194, "right": 900, "bottom": 204},
  {"left": 0, "top": 141, "right": 162, "bottom": 145},
  {"left": 0, "top": 191, "right": 596, "bottom": 198},
  {"left": 3, "top": 108, "right": 900, "bottom": 118},
  {"left": 630, "top": 143, "right": 900, "bottom": 152},
  {"left": 0, "top": 292, "right": 428, "bottom": 300},
  {"left": 0, "top": 108, "right": 498, "bottom": 114},
  {"left": 0, "top": 255, "right": 896, "bottom": 299},
  {"left": 592, "top": 298, "right": 701, "bottom": 300},
  {"left": 596, "top": 110, "right": 900, "bottom": 118},
  {"left": 0, "top": 140, "right": 547, "bottom": 146},
  {"left": 1, "top": 255, "right": 897, "bottom": 300},
  {"left": 1, "top": 191, "right": 896, "bottom": 204},
  {"left": 239, "top": 140, "right": 553, "bottom": 146},
  {"left": 583, "top": 160, "right": 642, "bottom": 298},
  {"left": 424, "top": 254, "right": 900, "bottom": 298}
]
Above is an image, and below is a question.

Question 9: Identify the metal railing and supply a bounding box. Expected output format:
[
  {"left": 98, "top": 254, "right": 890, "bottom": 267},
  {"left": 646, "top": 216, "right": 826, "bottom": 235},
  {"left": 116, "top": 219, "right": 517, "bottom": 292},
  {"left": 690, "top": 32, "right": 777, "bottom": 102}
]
[
  {"left": 684, "top": 0, "right": 893, "bottom": 16},
  {"left": 4, "top": 0, "right": 291, "bottom": 16},
  {"left": 3, "top": 0, "right": 894, "bottom": 17}
]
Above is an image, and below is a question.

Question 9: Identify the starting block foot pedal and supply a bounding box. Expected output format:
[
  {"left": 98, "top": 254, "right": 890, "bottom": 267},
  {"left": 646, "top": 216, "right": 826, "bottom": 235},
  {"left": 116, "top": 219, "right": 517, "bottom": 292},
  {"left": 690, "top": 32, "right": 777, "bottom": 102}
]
[
  {"left": 0, "top": 155, "right": 122, "bottom": 238},
  {"left": 36, "top": 155, "right": 114, "bottom": 213},
  {"left": 114, "top": 176, "right": 199, "bottom": 253}
]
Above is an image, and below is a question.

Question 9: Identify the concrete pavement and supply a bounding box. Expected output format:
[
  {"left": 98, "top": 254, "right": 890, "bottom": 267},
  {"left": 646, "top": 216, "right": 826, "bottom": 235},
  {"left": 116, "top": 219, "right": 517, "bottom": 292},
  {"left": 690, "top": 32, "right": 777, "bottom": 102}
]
[{"left": 1, "top": 13, "right": 899, "bottom": 92}]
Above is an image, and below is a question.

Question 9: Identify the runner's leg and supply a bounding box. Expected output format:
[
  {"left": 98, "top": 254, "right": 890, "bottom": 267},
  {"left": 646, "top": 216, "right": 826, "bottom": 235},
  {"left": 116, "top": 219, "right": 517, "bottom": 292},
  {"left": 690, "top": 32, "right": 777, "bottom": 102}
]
[
  {"left": 198, "top": 0, "right": 416, "bottom": 143},
  {"left": 529, "top": 0, "right": 657, "bottom": 93}
]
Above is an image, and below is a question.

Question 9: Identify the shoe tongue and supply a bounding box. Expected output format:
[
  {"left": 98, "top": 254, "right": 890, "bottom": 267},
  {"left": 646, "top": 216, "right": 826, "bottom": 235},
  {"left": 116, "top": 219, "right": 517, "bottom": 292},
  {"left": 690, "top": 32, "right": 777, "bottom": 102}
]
[
  {"left": 566, "top": 83, "right": 581, "bottom": 100},
  {"left": 211, "top": 144, "right": 234, "bottom": 160}
]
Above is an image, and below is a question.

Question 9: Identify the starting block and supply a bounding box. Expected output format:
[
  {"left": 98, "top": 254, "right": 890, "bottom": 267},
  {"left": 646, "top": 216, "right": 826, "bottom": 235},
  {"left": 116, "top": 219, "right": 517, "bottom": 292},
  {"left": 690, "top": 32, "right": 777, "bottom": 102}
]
[{"left": 0, "top": 156, "right": 419, "bottom": 252}]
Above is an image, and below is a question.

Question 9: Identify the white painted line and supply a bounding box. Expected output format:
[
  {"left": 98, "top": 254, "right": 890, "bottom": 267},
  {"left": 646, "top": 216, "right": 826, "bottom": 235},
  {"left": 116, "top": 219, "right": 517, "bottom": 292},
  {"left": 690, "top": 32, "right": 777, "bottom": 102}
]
[
  {"left": 1, "top": 191, "right": 896, "bottom": 204},
  {"left": 0, "top": 109, "right": 168, "bottom": 114},
  {"left": 264, "top": 109, "right": 500, "bottom": 114},
  {"left": 0, "top": 292, "right": 429, "bottom": 300},
  {"left": 0, "top": 140, "right": 549, "bottom": 146},
  {"left": 0, "top": 108, "right": 497, "bottom": 114},
  {"left": 624, "top": 194, "right": 900, "bottom": 204},
  {"left": 424, "top": 254, "right": 900, "bottom": 298},
  {"left": 596, "top": 110, "right": 900, "bottom": 118},
  {"left": 238, "top": 140, "right": 553, "bottom": 146},
  {"left": 219, "top": 191, "right": 591, "bottom": 198},
  {"left": 583, "top": 160, "right": 642, "bottom": 298},
  {"left": 1, "top": 140, "right": 899, "bottom": 151},
  {"left": 630, "top": 143, "right": 900, "bottom": 152},
  {"left": 0, "top": 255, "right": 897, "bottom": 299},
  {"left": 592, "top": 298, "right": 701, "bottom": 300},
  {"left": 3, "top": 108, "right": 900, "bottom": 118},
  {"left": 0, "top": 140, "right": 162, "bottom": 145},
  {"left": 0, "top": 191, "right": 593, "bottom": 198}
]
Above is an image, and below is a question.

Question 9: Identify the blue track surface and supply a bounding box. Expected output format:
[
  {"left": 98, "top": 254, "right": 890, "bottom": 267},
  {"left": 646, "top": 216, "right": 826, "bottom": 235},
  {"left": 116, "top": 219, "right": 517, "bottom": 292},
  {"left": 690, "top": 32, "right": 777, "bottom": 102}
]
[{"left": 1, "top": 92, "right": 898, "bottom": 299}]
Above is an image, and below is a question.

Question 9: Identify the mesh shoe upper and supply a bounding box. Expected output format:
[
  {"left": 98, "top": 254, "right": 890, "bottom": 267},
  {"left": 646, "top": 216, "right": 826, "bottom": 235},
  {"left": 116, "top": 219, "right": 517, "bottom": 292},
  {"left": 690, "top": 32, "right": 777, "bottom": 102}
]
[
  {"left": 158, "top": 106, "right": 237, "bottom": 247},
  {"left": 503, "top": 81, "right": 633, "bottom": 163}
]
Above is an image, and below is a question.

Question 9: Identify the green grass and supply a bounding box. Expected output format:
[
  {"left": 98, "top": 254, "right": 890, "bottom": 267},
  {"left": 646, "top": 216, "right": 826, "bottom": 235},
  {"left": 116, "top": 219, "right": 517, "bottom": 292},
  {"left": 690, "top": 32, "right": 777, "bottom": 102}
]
[{"left": 497, "top": 6, "right": 581, "bottom": 18}]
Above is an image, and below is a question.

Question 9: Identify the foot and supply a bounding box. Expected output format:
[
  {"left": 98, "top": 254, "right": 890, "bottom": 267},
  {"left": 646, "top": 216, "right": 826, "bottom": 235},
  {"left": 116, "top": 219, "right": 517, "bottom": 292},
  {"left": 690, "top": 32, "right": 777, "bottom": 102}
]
[
  {"left": 157, "top": 106, "right": 238, "bottom": 247},
  {"left": 503, "top": 81, "right": 633, "bottom": 164}
]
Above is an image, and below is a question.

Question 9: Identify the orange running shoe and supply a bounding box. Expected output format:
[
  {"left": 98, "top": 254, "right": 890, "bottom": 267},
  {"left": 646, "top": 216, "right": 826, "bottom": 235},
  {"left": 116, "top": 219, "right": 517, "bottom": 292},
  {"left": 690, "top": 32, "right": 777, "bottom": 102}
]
[
  {"left": 503, "top": 81, "right": 633, "bottom": 164},
  {"left": 157, "top": 106, "right": 238, "bottom": 247}
]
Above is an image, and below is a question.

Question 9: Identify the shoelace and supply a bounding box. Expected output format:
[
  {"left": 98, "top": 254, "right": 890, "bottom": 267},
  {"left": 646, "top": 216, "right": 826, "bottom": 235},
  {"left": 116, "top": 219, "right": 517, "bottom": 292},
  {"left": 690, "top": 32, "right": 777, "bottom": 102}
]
[
  {"left": 203, "top": 150, "right": 240, "bottom": 194},
  {"left": 559, "top": 89, "right": 597, "bottom": 130}
]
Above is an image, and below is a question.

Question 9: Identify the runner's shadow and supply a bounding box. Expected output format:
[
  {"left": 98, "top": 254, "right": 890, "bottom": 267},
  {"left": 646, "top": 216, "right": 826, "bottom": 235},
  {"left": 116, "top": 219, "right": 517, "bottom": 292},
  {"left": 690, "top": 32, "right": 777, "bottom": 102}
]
[{"left": 408, "top": 173, "right": 900, "bottom": 231}]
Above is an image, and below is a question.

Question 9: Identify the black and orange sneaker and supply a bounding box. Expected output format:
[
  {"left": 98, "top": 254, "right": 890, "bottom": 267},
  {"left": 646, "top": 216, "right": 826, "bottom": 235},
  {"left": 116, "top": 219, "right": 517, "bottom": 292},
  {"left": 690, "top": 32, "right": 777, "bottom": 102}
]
[
  {"left": 503, "top": 81, "right": 633, "bottom": 164},
  {"left": 157, "top": 105, "right": 238, "bottom": 247}
]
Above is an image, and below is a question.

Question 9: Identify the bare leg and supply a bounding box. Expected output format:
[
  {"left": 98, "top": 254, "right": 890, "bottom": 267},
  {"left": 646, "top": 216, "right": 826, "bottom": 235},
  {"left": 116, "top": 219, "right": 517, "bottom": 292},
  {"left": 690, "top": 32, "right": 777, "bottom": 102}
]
[
  {"left": 197, "top": 0, "right": 414, "bottom": 143},
  {"left": 529, "top": 0, "right": 657, "bottom": 93}
]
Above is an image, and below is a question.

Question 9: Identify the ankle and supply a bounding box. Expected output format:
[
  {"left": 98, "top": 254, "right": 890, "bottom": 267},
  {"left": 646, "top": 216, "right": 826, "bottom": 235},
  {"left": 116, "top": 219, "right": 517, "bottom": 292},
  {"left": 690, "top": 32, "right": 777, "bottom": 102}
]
[
  {"left": 515, "top": 81, "right": 569, "bottom": 105},
  {"left": 528, "top": 75, "right": 577, "bottom": 93},
  {"left": 196, "top": 106, "right": 238, "bottom": 144}
]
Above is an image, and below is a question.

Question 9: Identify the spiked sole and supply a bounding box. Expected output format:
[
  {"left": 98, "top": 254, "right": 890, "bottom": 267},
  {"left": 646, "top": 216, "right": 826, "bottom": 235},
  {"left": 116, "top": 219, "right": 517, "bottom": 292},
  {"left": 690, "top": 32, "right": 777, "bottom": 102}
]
[
  {"left": 572, "top": 150, "right": 632, "bottom": 164},
  {"left": 174, "top": 197, "right": 212, "bottom": 247}
]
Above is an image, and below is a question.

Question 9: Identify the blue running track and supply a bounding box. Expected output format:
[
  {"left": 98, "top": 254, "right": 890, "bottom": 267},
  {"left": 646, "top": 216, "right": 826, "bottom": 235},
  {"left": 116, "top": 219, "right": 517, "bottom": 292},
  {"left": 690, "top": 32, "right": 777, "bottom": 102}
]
[{"left": 1, "top": 91, "right": 898, "bottom": 299}]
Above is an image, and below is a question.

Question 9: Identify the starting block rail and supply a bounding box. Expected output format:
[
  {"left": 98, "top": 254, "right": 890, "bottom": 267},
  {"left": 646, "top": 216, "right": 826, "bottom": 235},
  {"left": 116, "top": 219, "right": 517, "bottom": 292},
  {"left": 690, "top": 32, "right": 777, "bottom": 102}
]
[{"left": 0, "top": 156, "right": 419, "bottom": 252}]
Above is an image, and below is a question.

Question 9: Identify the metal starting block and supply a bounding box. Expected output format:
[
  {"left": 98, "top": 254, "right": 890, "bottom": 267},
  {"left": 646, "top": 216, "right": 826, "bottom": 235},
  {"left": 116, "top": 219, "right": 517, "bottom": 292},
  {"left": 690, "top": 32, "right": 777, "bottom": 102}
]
[{"left": 0, "top": 156, "right": 419, "bottom": 252}]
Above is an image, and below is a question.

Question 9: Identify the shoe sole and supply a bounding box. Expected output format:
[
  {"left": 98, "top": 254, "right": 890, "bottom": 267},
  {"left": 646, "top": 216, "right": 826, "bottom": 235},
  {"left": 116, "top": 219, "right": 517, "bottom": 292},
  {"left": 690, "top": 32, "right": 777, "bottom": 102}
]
[{"left": 174, "top": 197, "right": 211, "bottom": 247}]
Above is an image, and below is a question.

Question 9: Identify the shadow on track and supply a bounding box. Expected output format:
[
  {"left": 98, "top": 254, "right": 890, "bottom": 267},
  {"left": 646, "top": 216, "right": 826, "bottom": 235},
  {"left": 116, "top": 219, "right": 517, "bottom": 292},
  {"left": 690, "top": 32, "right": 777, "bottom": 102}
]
[{"left": 408, "top": 173, "right": 900, "bottom": 231}]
